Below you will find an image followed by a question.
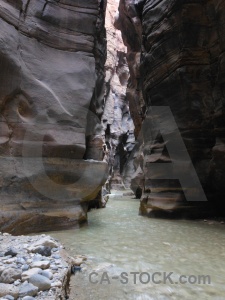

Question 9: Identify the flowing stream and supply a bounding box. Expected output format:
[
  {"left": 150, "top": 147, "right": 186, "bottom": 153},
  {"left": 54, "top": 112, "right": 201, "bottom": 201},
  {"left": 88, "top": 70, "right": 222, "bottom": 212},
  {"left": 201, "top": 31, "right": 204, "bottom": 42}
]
[{"left": 48, "top": 191, "right": 225, "bottom": 300}]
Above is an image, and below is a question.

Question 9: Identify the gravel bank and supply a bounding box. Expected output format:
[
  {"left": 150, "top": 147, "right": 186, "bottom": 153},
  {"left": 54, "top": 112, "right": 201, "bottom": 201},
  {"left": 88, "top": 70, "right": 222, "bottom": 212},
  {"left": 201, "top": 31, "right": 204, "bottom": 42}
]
[{"left": 0, "top": 233, "right": 78, "bottom": 300}]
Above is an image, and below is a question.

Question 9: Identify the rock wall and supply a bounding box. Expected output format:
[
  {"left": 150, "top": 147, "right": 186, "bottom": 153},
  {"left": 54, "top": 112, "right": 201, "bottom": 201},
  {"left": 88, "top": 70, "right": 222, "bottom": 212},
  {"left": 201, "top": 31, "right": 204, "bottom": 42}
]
[
  {"left": 115, "top": 0, "right": 145, "bottom": 138},
  {"left": 115, "top": 0, "right": 145, "bottom": 191},
  {"left": 0, "top": 0, "right": 108, "bottom": 233},
  {"left": 118, "top": 0, "right": 225, "bottom": 217},
  {"left": 101, "top": 0, "right": 135, "bottom": 191}
]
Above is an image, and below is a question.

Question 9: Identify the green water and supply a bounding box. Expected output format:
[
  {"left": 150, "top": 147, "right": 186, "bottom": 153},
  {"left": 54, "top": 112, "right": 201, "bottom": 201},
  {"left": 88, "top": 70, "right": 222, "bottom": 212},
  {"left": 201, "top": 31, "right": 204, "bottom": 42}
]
[{"left": 49, "top": 191, "right": 225, "bottom": 300}]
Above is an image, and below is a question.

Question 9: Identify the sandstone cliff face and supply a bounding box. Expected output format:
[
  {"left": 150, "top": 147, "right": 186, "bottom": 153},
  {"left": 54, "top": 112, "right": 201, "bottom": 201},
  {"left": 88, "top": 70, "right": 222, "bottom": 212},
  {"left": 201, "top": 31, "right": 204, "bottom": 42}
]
[
  {"left": 115, "top": 0, "right": 144, "bottom": 194},
  {"left": 101, "top": 0, "right": 135, "bottom": 191},
  {"left": 0, "top": 0, "right": 108, "bottom": 234},
  {"left": 115, "top": 0, "right": 145, "bottom": 138},
  {"left": 118, "top": 0, "right": 225, "bottom": 217}
]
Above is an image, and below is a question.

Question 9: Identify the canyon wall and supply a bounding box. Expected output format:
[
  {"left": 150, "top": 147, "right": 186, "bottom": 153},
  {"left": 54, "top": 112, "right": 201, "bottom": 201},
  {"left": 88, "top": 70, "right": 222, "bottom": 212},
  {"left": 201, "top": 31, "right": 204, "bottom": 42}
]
[
  {"left": 0, "top": 0, "right": 108, "bottom": 234},
  {"left": 119, "top": 0, "right": 225, "bottom": 217},
  {"left": 101, "top": 0, "right": 135, "bottom": 191},
  {"left": 115, "top": 0, "right": 145, "bottom": 191}
]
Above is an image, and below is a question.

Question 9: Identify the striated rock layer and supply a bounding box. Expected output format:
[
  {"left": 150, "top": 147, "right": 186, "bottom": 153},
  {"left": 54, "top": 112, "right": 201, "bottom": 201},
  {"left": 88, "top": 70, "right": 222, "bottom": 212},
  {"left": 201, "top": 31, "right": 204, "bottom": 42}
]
[
  {"left": 101, "top": 0, "right": 135, "bottom": 191},
  {"left": 118, "top": 0, "right": 225, "bottom": 217},
  {"left": 115, "top": 0, "right": 145, "bottom": 191},
  {"left": 0, "top": 0, "right": 108, "bottom": 233}
]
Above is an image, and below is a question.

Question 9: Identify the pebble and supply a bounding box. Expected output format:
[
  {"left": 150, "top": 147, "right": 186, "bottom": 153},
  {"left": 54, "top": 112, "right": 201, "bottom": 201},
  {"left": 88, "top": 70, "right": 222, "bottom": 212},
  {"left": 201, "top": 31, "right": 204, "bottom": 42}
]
[
  {"left": 39, "top": 270, "right": 53, "bottom": 280},
  {"left": 2, "top": 256, "right": 12, "bottom": 260},
  {"left": 0, "top": 234, "right": 74, "bottom": 299},
  {"left": 32, "top": 254, "right": 42, "bottom": 260},
  {"left": 52, "top": 254, "right": 61, "bottom": 259},
  {"left": 26, "top": 260, "right": 32, "bottom": 264},
  {"left": 4, "top": 295, "right": 14, "bottom": 300},
  {"left": 50, "top": 265, "right": 58, "bottom": 271},
  {"left": 55, "top": 260, "right": 62, "bottom": 265},
  {"left": 30, "top": 261, "right": 50, "bottom": 269},
  {"left": 0, "top": 268, "right": 22, "bottom": 284},
  {"left": 4, "top": 258, "right": 16, "bottom": 265},
  {"left": 19, "top": 283, "right": 38, "bottom": 298},
  {"left": 16, "top": 257, "right": 26, "bottom": 265},
  {"left": 21, "top": 268, "right": 42, "bottom": 282},
  {"left": 29, "top": 274, "right": 51, "bottom": 291},
  {"left": 0, "top": 266, "right": 5, "bottom": 276},
  {"left": 13, "top": 280, "right": 21, "bottom": 286},
  {"left": 27, "top": 237, "right": 58, "bottom": 253},
  {"left": 22, "top": 264, "right": 29, "bottom": 272},
  {"left": 72, "top": 257, "right": 84, "bottom": 266},
  {"left": 31, "top": 246, "right": 51, "bottom": 257},
  {"left": 51, "top": 248, "right": 59, "bottom": 252},
  {"left": 4, "top": 249, "right": 17, "bottom": 258},
  {"left": 162, "top": 242, "right": 171, "bottom": 246},
  {"left": 51, "top": 280, "right": 62, "bottom": 288},
  {"left": 71, "top": 266, "right": 81, "bottom": 274},
  {"left": 0, "top": 283, "right": 19, "bottom": 298}
]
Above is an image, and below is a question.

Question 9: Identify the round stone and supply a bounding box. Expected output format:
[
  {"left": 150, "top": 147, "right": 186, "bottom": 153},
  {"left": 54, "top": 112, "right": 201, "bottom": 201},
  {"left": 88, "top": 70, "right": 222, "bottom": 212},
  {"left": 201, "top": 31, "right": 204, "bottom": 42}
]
[
  {"left": 29, "top": 274, "right": 51, "bottom": 291},
  {"left": 4, "top": 248, "right": 18, "bottom": 257},
  {"left": 39, "top": 270, "right": 53, "bottom": 280},
  {"left": 19, "top": 282, "right": 38, "bottom": 298},
  {"left": 0, "top": 268, "right": 22, "bottom": 284},
  {"left": 4, "top": 295, "right": 14, "bottom": 300}
]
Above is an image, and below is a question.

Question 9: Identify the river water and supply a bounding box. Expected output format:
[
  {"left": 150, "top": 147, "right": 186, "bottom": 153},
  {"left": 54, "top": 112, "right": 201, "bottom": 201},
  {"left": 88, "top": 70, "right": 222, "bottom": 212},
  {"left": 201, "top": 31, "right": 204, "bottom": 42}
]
[{"left": 49, "top": 191, "right": 225, "bottom": 300}]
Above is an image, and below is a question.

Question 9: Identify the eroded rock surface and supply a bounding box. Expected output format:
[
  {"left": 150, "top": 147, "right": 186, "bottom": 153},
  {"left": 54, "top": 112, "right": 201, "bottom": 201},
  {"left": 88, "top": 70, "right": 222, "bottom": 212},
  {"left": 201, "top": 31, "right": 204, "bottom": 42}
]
[
  {"left": 0, "top": 0, "right": 108, "bottom": 233},
  {"left": 118, "top": 0, "right": 225, "bottom": 217},
  {"left": 101, "top": 0, "right": 135, "bottom": 191}
]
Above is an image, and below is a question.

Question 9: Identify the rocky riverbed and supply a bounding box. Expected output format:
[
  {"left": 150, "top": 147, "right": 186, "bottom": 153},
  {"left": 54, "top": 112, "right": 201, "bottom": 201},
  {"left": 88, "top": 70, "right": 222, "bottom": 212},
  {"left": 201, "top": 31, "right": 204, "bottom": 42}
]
[{"left": 0, "top": 233, "right": 86, "bottom": 300}]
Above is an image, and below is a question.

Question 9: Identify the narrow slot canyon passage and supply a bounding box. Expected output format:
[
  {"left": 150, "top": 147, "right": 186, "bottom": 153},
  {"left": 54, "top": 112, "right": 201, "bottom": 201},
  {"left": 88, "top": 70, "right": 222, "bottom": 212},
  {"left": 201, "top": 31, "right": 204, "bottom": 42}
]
[
  {"left": 47, "top": 1, "right": 225, "bottom": 299},
  {"left": 1, "top": 0, "right": 225, "bottom": 299}
]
